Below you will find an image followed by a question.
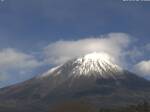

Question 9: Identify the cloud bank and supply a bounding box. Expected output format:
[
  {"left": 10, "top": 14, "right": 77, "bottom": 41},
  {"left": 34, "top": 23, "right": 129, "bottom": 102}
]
[
  {"left": 134, "top": 60, "right": 150, "bottom": 77},
  {"left": 0, "top": 32, "right": 150, "bottom": 88},
  {"left": 0, "top": 48, "right": 41, "bottom": 70},
  {"left": 0, "top": 48, "right": 41, "bottom": 83},
  {"left": 44, "top": 33, "right": 130, "bottom": 65}
]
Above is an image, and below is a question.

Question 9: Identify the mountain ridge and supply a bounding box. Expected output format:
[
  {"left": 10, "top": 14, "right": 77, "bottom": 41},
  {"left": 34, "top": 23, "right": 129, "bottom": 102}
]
[
  {"left": 39, "top": 52, "right": 123, "bottom": 79},
  {"left": 0, "top": 52, "right": 150, "bottom": 112}
]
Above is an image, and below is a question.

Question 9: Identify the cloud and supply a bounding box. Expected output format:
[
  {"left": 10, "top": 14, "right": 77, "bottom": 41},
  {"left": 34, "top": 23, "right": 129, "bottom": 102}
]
[
  {"left": 0, "top": 48, "right": 42, "bottom": 84},
  {"left": 125, "top": 46, "right": 144, "bottom": 63},
  {"left": 44, "top": 33, "right": 131, "bottom": 65},
  {"left": 134, "top": 60, "right": 150, "bottom": 77},
  {"left": 0, "top": 48, "right": 41, "bottom": 70}
]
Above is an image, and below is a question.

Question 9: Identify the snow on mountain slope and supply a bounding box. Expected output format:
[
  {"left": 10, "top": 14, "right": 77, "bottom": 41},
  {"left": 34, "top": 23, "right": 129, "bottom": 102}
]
[
  {"left": 39, "top": 52, "right": 123, "bottom": 79},
  {"left": 1, "top": 52, "right": 150, "bottom": 112}
]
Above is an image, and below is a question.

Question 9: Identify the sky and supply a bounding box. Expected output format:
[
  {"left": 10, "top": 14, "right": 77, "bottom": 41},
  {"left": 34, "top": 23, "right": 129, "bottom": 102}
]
[{"left": 0, "top": 0, "right": 150, "bottom": 88}]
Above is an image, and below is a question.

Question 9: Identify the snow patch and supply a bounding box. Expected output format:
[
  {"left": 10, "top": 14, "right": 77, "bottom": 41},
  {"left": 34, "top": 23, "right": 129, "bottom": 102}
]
[{"left": 39, "top": 52, "right": 123, "bottom": 79}]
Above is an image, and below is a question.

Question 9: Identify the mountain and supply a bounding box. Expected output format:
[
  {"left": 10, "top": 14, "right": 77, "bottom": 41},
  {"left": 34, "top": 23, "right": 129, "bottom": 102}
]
[
  {"left": 39, "top": 52, "right": 123, "bottom": 79},
  {"left": 0, "top": 52, "right": 150, "bottom": 112}
]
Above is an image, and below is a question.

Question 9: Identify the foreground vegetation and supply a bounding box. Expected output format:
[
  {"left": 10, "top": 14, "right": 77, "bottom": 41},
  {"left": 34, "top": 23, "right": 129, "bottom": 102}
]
[
  {"left": 99, "top": 101, "right": 149, "bottom": 112},
  {"left": 0, "top": 100, "right": 149, "bottom": 112}
]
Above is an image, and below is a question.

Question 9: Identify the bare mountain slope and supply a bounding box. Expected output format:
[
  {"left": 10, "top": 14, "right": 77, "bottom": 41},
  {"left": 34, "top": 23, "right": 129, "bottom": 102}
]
[{"left": 0, "top": 52, "right": 150, "bottom": 112}]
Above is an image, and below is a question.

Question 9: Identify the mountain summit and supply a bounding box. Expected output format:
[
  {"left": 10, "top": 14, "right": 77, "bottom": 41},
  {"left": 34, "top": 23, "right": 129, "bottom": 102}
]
[
  {"left": 0, "top": 52, "right": 150, "bottom": 112},
  {"left": 40, "top": 52, "right": 123, "bottom": 79}
]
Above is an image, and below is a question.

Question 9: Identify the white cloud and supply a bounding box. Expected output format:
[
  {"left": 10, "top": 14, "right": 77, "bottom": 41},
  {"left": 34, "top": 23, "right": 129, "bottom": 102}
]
[
  {"left": 0, "top": 48, "right": 41, "bottom": 71},
  {"left": 0, "top": 48, "right": 42, "bottom": 85},
  {"left": 44, "top": 33, "right": 131, "bottom": 65},
  {"left": 134, "top": 60, "right": 150, "bottom": 77}
]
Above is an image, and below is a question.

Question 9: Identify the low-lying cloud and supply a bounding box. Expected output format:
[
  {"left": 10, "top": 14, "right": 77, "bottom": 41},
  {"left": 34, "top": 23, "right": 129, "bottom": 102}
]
[
  {"left": 0, "top": 48, "right": 42, "bottom": 87},
  {"left": 0, "top": 48, "right": 41, "bottom": 70},
  {"left": 134, "top": 60, "right": 150, "bottom": 77},
  {"left": 1, "top": 32, "right": 150, "bottom": 87},
  {"left": 44, "top": 33, "right": 131, "bottom": 66}
]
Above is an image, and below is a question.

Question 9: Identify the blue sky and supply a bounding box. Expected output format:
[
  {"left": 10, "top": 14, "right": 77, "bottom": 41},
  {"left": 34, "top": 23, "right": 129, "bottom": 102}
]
[{"left": 0, "top": 0, "right": 150, "bottom": 88}]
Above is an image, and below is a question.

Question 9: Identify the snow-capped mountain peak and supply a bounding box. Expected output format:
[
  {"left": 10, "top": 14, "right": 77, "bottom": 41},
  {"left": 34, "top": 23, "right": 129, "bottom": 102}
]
[
  {"left": 79, "top": 52, "right": 114, "bottom": 63},
  {"left": 39, "top": 52, "right": 123, "bottom": 79},
  {"left": 71, "top": 52, "right": 123, "bottom": 78}
]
